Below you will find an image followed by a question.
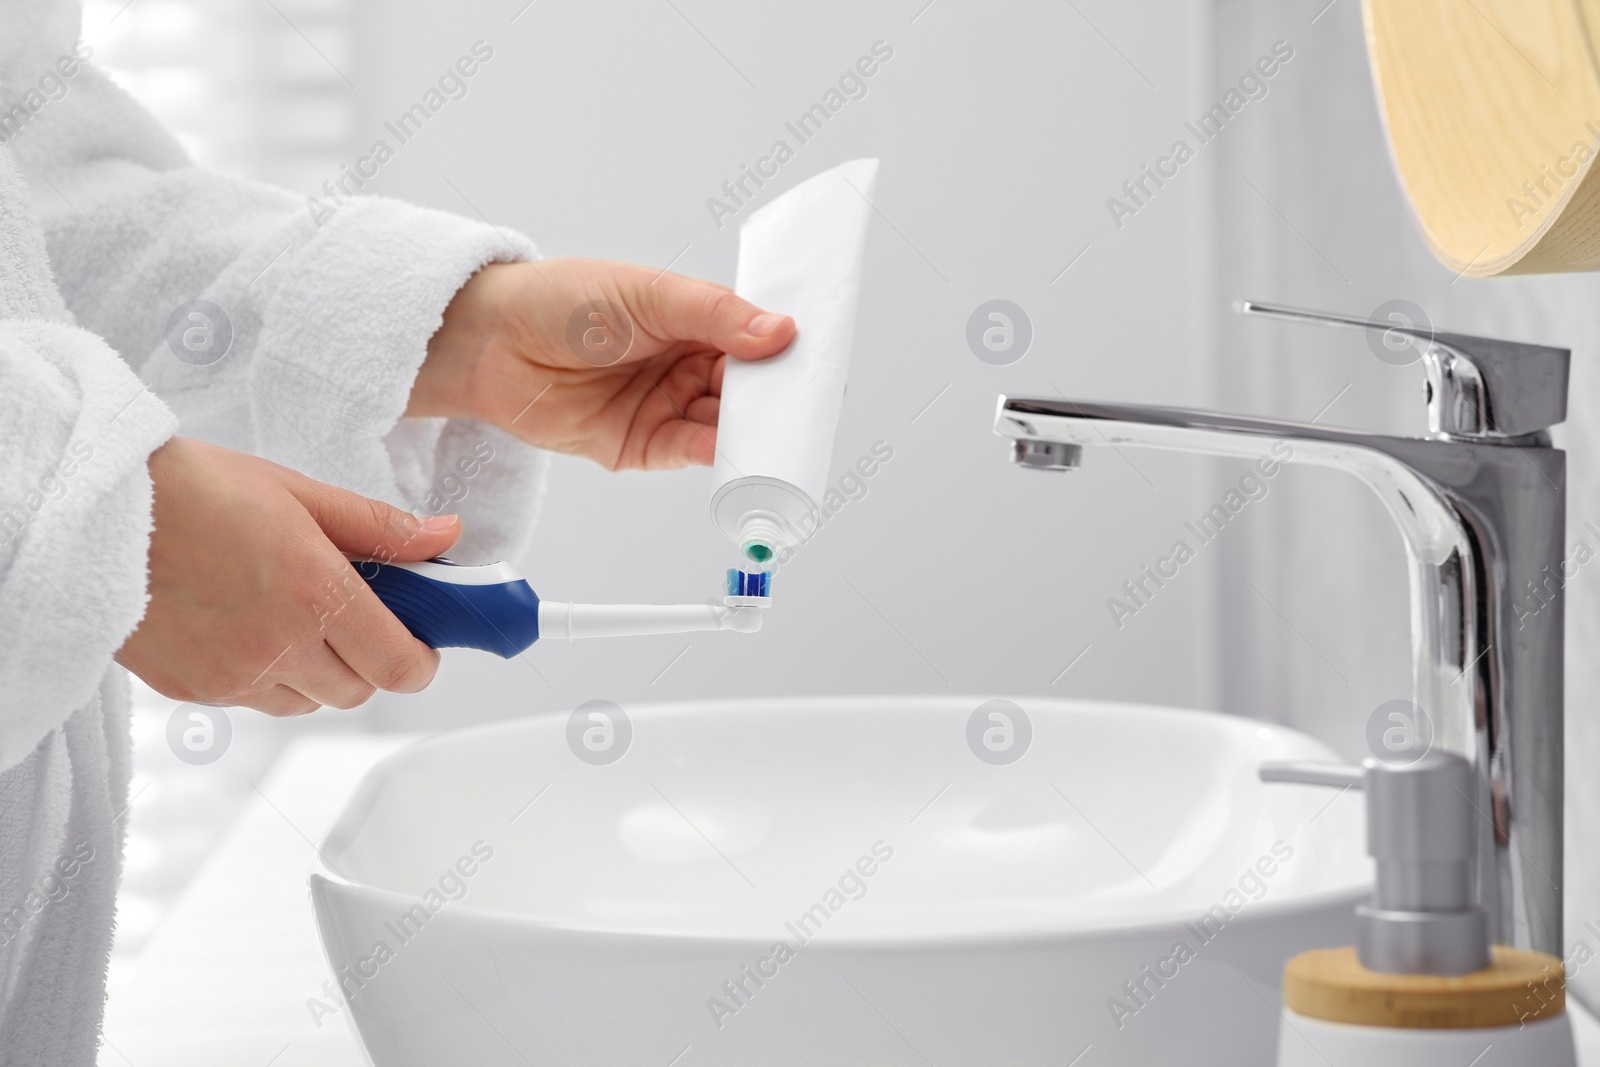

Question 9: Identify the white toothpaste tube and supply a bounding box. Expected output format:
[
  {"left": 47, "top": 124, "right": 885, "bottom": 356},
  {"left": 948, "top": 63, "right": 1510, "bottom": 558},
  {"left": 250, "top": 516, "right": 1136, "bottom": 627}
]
[{"left": 710, "top": 157, "right": 879, "bottom": 564}]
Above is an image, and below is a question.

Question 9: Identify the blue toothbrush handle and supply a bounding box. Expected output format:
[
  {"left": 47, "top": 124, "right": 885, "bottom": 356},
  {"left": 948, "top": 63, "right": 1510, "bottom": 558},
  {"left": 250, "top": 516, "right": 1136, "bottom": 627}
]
[{"left": 356, "top": 558, "right": 541, "bottom": 659}]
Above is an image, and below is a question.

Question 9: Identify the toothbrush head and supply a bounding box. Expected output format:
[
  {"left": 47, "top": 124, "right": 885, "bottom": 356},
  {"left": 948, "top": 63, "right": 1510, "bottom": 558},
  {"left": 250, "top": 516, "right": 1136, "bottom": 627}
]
[
  {"left": 724, "top": 569, "right": 772, "bottom": 609},
  {"left": 725, "top": 568, "right": 772, "bottom": 598}
]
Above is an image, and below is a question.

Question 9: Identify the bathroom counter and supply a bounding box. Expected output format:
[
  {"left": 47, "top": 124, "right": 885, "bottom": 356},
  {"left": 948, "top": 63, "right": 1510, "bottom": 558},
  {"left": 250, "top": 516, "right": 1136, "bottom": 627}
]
[
  {"left": 96, "top": 732, "right": 1600, "bottom": 1067},
  {"left": 99, "top": 733, "right": 414, "bottom": 1067}
]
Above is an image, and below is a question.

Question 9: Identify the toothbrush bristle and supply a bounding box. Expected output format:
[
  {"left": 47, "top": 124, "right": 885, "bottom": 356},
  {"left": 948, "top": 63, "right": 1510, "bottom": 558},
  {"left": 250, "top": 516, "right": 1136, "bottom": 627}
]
[{"left": 726, "top": 568, "right": 772, "bottom": 597}]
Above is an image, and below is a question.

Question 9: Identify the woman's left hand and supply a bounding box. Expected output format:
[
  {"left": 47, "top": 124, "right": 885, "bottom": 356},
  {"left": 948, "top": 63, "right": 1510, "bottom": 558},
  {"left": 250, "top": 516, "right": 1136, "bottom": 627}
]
[{"left": 410, "top": 258, "right": 796, "bottom": 470}]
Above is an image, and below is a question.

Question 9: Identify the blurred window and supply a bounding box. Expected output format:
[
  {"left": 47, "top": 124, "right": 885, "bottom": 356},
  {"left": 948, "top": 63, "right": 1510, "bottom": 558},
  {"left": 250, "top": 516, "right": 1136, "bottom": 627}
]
[{"left": 83, "top": 0, "right": 353, "bottom": 188}]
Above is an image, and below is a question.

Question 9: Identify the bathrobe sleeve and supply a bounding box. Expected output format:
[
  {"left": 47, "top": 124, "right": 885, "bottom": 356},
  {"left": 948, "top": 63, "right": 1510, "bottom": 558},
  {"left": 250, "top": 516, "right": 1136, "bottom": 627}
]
[
  {"left": 4, "top": 29, "right": 548, "bottom": 563},
  {"left": 0, "top": 147, "right": 177, "bottom": 772}
]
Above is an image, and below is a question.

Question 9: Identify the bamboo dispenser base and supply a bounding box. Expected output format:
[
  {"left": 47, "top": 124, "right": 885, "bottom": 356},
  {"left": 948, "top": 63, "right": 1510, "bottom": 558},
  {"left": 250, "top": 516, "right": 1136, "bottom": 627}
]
[{"left": 1283, "top": 945, "right": 1565, "bottom": 1030}]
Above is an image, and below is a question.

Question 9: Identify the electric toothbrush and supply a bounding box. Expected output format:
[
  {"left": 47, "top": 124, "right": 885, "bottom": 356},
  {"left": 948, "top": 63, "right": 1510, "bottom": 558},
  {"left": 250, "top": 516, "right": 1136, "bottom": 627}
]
[{"left": 357, "top": 558, "right": 772, "bottom": 658}]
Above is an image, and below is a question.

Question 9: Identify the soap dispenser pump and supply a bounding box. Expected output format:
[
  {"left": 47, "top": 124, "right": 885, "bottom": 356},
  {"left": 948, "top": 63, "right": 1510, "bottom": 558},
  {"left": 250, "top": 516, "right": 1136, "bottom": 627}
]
[{"left": 1262, "top": 752, "right": 1575, "bottom": 1066}]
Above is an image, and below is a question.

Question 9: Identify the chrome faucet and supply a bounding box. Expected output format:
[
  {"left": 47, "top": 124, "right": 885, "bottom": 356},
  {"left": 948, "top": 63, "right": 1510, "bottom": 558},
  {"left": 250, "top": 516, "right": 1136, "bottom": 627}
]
[{"left": 994, "top": 300, "right": 1569, "bottom": 957}]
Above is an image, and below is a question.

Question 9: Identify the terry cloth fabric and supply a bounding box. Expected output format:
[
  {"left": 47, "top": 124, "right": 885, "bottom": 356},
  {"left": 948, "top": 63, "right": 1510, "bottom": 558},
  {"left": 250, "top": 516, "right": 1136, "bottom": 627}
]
[{"left": 0, "top": 2, "right": 548, "bottom": 1062}]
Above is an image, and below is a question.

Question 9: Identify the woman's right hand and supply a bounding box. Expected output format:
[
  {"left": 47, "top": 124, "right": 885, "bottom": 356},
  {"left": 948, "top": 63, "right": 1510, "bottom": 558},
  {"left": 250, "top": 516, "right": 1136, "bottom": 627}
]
[{"left": 117, "top": 437, "right": 463, "bottom": 715}]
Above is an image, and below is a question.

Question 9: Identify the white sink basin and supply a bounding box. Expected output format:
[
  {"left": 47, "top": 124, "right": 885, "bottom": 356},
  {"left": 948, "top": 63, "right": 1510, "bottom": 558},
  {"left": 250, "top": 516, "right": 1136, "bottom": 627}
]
[{"left": 311, "top": 696, "right": 1371, "bottom": 1066}]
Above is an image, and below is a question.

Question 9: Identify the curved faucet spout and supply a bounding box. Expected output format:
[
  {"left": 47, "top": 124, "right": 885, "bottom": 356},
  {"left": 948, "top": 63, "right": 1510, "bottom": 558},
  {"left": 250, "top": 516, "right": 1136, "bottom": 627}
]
[{"left": 995, "top": 394, "right": 1565, "bottom": 956}]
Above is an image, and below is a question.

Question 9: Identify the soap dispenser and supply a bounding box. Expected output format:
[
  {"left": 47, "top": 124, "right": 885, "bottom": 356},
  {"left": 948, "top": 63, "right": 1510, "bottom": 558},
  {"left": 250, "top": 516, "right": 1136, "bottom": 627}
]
[{"left": 1262, "top": 752, "right": 1575, "bottom": 1066}]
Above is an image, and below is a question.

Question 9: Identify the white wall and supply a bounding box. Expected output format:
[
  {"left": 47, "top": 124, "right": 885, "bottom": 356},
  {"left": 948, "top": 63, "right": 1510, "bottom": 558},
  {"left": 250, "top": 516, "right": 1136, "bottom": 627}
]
[{"left": 341, "top": 0, "right": 1227, "bottom": 730}]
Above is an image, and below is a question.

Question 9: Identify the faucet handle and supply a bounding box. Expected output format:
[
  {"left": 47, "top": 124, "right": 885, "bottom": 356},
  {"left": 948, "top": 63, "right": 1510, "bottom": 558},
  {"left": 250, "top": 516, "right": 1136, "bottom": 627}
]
[{"left": 1236, "top": 300, "right": 1570, "bottom": 440}]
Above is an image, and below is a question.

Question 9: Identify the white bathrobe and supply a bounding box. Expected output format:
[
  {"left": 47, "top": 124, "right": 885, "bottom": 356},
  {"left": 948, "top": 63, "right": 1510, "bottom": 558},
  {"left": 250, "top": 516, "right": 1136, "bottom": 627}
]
[{"left": 0, "top": 3, "right": 546, "bottom": 1062}]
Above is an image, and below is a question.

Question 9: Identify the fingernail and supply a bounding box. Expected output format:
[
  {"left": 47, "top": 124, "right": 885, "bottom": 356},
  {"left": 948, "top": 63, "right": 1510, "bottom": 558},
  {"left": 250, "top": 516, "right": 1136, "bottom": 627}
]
[
  {"left": 746, "top": 313, "right": 782, "bottom": 337},
  {"left": 421, "top": 515, "right": 458, "bottom": 531}
]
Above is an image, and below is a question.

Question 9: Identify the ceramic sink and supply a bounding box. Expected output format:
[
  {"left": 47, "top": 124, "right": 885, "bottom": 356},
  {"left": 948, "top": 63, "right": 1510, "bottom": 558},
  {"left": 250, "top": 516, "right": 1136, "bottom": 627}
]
[{"left": 310, "top": 696, "right": 1371, "bottom": 1066}]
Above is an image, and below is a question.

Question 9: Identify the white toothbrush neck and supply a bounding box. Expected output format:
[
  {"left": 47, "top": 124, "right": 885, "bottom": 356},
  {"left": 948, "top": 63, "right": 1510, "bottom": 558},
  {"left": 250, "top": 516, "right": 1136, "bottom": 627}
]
[{"left": 536, "top": 600, "right": 766, "bottom": 640}]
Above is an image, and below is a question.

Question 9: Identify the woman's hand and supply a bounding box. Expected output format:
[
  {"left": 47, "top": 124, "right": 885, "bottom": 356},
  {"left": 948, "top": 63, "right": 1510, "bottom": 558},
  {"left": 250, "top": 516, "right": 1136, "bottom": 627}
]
[
  {"left": 117, "top": 437, "right": 462, "bottom": 715},
  {"left": 410, "top": 258, "right": 796, "bottom": 470}
]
